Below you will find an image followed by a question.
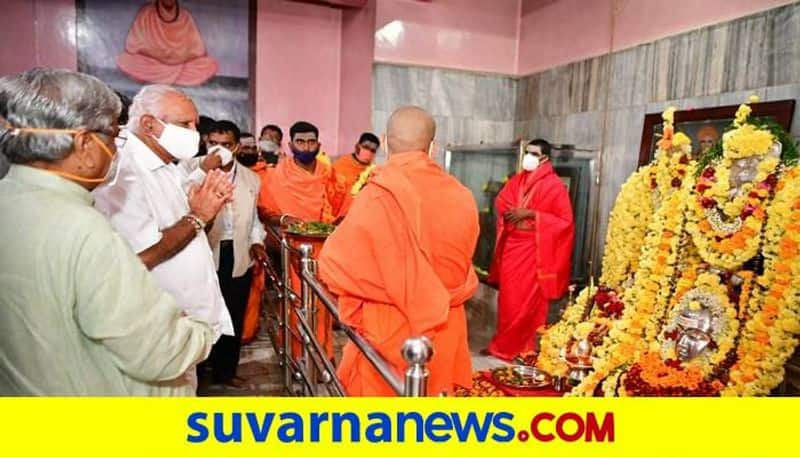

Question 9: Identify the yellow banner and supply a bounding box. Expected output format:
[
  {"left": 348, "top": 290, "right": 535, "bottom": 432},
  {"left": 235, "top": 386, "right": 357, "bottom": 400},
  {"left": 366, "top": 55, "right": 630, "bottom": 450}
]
[{"left": 0, "top": 398, "right": 796, "bottom": 457}]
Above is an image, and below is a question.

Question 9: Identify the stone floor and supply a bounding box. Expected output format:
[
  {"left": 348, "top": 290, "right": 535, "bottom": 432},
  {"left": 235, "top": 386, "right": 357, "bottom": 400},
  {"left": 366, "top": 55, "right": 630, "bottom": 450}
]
[{"left": 198, "top": 282, "right": 569, "bottom": 396}]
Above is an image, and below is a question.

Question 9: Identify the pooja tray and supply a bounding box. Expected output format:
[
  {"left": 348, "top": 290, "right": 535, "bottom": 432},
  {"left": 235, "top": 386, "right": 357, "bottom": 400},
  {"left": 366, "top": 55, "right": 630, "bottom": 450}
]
[
  {"left": 284, "top": 222, "right": 335, "bottom": 240},
  {"left": 491, "top": 365, "right": 552, "bottom": 390}
]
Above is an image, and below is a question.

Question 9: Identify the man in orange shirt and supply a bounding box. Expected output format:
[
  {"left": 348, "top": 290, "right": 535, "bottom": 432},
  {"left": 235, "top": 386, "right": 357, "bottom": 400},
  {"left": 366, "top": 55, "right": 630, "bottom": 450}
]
[
  {"left": 318, "top": 106, "right": 479, "bottom": 396},
  {"left": 332, "top": 132, "right": 380, "bottom": 192},
  {"left": 258, "top": 121, "right": 348, "bottom": 361}
]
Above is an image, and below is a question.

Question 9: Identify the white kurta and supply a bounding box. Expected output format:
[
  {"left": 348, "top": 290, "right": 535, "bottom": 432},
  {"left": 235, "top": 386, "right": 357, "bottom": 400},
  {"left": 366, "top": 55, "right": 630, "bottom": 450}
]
[
  {"left": 93, "top": 133, "right": 233, "bottom": 339},
  {"left": 0, "top": 165, "right": 214, "bottom": 395}
]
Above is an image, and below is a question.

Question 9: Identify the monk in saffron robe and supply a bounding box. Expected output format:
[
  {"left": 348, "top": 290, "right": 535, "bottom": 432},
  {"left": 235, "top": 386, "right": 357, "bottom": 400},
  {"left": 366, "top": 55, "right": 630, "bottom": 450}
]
[
  {"left": 486, "top": 139, "right": 574, "bottom": 361},
  {"left": 319, "top": 106, "right": 478, "bottom": 396},
  {"left": 259, "top": 121, "right": 348, "bottom": 360},
  {"left": 239, "top": 134, "right": 269, "bottom": 345},
  {"left": 333, "top": 132, "right": 380, "bottom": 192},
  {"left": 117, "top": 0, "right": 218, "bottom": 86}
]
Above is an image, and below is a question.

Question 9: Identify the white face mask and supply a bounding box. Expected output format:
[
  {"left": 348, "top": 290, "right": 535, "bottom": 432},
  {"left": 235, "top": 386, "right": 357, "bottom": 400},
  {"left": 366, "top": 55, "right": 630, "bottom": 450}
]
[
  {"left": 259, "top": 139, "right": 279, "bottom": 153},
  {"left": 153, "top": 118, "right": 199, "bottom": 160},
  {"left": 208, "top": 145, "right": 233, "bottom": 166},
  {"left": 522, "top": 153, "right": 540, "bottom": 171},
  {"left": 103, "top": 147, "right": 123, "bottom": 186}
]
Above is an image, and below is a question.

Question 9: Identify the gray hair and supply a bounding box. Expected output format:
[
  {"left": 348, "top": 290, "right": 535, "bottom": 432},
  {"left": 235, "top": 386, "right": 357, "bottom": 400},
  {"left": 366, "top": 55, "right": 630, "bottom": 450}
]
[
  {"left": 126, "top": 84, "right": 189, "bottom": 131},
  {"left": 0, "top": 68, "right": 121, "bottom": 164}
]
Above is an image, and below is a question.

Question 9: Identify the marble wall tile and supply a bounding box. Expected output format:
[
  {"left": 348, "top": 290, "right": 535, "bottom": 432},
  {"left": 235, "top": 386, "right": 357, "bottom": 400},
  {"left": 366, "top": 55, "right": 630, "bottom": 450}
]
[
  {"left": 474, "top": 74, "right": 518, "bottom": 122},
  {"left": 644, "top": 94, "right": 722, "bottom": 117},
  {"left": 769, "top": 3, "right": 800, "bottom": 87},
  {"left": 372, "top": 64, "right": 410, "bottom": 112},
  {"left": 765, "top": 83, "right": 800, "bottom": 136},
  {"left": 706, "top": 23, "right": 729, "bottom": 96},
  {"left": 609, "top": 44, "right": 653, "bottom": 110},
  {"left": 371, "top": 109, "right": 389, "bottom": 135},
  {"left": 428, "top": 69, "right": 477, "bottom": 118},
  {"left": 717, "top": 87, "right": 769, "bottom": 107},
  {"left": 513, "top": 120, "right": 529, "bottom": 138},
  {"left": 514, "top": 74, "right": 539, "bottom": 121},
  {"left": 723, "top": 11, "right": 771, "bottom": 93},
  {"left": 563, "top": 110, "right": 603, "bottom": 150}
]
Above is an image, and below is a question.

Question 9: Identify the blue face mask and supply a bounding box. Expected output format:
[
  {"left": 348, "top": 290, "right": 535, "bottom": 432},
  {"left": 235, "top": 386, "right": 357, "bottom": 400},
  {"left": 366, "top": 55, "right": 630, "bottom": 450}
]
[{"left": 292, "top": 146, "right": 318, "bottom": 165}]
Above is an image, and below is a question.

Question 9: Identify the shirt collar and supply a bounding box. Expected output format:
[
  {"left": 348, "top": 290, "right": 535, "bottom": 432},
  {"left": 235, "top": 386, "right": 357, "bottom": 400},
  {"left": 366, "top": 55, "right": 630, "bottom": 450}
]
[
  {"left": 127, "top": 132, "right": 171, "bottom": 171},
  {"left": 5, "top": 164, "right": 93, "bottom": 205}
]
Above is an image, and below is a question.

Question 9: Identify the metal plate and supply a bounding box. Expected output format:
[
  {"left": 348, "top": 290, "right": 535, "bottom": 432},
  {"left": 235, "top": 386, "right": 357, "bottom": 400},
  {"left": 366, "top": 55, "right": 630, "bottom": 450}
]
[{"left": 491, "top": 365, "right": 552, "bottom": 390}]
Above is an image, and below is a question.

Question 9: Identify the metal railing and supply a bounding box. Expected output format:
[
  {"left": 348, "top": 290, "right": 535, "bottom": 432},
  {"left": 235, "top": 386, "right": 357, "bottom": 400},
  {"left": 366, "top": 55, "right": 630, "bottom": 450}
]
[{"left": 262, "top": 225, "right": 432, "bottom": 396}]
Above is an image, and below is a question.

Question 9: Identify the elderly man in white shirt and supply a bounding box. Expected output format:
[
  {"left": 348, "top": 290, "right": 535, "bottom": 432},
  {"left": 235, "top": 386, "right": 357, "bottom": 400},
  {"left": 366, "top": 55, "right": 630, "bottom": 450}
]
[{"left": 93, "top": 85, "right": 234, "bottom": 389}]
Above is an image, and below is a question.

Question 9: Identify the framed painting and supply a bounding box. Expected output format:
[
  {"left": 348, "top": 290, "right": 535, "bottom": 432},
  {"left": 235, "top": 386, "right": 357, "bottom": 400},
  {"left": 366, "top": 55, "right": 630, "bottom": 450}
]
[
  {"left": 638, "top": 100, "right": 796, "bottom": 167},
  {"left": 76, "top": 0, "right": 255, "bottom": 132}
]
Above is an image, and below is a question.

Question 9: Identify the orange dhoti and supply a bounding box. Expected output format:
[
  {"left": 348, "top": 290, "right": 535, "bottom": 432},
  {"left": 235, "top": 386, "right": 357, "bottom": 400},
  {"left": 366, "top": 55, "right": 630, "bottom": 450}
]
[
  {"left": 286, "top": 236, "right": 334, "bottom": 361},
  {"left": 319, "top": 151, "right": 479, "bottom": 396},
  {"left": 258, "top": 158, "right": 348, "bottom": 364}
]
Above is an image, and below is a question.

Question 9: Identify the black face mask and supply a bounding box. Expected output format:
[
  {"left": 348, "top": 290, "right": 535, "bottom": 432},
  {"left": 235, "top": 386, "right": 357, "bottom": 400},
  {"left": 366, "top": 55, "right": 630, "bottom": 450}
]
[
  {"left": 236, "top": 153, "right": 259, "bottom": 167},
  {"left": 262, "top": 151, "right": 279, "bottom": 165}
]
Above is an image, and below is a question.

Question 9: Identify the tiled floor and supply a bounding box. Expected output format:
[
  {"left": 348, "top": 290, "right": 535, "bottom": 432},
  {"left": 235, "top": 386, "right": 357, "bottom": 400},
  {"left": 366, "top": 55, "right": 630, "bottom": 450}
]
[{"left": 198, "top": 286, "right": 568, "bottom": 396}]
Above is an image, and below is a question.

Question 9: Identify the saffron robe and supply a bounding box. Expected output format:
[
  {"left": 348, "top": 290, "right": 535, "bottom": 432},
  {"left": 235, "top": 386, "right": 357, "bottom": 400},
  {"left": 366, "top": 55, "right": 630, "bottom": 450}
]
[
  {"left": 487, "top": 162, "right": 574, "bottom": 361},
  {"left": 333, "top": 154, "right": 370, "bottom": 194},
  {"left": 258, "top": 158, "right": 348, "bottom": 359},
  {"left": 117, "top": 1, "right": 218, "bottom": 86},
  {"left": 319, "top": 151, "right": 479, "bottom": 396},
  {"left": 242, "top": 160, "right": 271, "bottom": 344}
]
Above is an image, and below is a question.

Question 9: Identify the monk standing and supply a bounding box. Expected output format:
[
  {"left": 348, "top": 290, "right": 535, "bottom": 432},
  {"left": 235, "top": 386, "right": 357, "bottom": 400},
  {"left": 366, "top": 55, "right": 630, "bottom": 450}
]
[
  {"left": 318, "top": 106, "right": 479, "bottom": 396},
  {"left": 259, "top": 121, "right": 348, "bottom": 360},
  {"left": 258, "top": 121, "right": 347, "bottom": 225},
  {"left": 332, "top": 132, "right": 380, "bottom": 192},
  {"left": 486, "top": 139, "right": 574, "bottom": 361}
]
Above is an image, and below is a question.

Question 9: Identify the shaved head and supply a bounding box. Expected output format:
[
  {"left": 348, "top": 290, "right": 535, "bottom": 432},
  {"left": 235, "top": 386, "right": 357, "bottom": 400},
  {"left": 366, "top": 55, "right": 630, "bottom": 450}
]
[{"left": 386, "top": 106, "right": 436, "bottom": 155}]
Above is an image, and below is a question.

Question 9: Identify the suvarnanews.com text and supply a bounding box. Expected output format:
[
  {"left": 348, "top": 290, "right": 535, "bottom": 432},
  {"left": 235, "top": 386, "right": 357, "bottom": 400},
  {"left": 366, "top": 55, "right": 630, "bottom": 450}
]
[{"left": 187, "top": 410, "right": 615, "bottom": 444}]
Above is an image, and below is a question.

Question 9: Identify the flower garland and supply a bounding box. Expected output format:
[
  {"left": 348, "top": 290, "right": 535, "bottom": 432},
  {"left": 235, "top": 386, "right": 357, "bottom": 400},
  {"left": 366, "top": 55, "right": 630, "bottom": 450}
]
[
  {"left": 724, "top": 166, "right": 800, "bottom": 395},
  {"left": 567, "top": 98, "right": 800, "bottom": 396},
  {"left": 537, "top": 287, "right": 593, "bottom": 377},
  {"left": 685, "top": 98, "right": 782, "bottom": 270},
  {"left": 350, "top": 164, "right": 376, "bottom": 196},
  {"left": 599, "top": 168, "right": 654, "bottom": 288},
  {"left": 622, "top": 352, "right": 721, "bottom": 396},
  {"left": 600, "top": 107, "right": 691, "bottom": 288},
  {"left": 569, "top": 171, "right": 695, "bottom": 396}
]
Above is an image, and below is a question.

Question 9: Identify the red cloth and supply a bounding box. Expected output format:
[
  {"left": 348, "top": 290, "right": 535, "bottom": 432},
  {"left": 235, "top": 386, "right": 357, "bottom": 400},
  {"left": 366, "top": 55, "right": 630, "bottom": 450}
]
[{"left": 487, "top": 162, "right": 574, "bottom": 360}]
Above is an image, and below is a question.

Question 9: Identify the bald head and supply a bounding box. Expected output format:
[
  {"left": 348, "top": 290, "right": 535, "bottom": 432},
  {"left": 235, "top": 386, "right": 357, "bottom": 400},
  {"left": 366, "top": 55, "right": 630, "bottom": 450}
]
[{"left": 386, "top": 106, "right": 436, "bottom": 154}]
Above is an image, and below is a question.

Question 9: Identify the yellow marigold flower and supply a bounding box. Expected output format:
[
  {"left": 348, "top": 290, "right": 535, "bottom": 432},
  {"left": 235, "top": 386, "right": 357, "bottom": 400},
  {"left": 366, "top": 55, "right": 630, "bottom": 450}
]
[
  {"left": 723, "top": 124, "right": 775, "bottom": 159},
  {"left": 662, "top": 106, "right": 676, "bottom": 125},
  {"left": 672, "top": 132, "right": 691, "bottom": 148}
]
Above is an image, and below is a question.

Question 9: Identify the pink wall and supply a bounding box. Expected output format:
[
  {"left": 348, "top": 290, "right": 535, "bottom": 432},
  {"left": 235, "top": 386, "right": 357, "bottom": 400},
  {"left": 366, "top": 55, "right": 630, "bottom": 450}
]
[
  {"left": 255, "top": 0, "right": 343, "bottom": 155},
  {"left": 517, "top": 0, "right": 795, "bottom": 75},
  {"left": 374, "top": 0, "right": 521, "bottom": 75},
  {"left": 337, "top": 0, "right": 377, "bottom": 156},
  {"left": 0, "top": 0, "right": 77, "bottom": 75}
]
